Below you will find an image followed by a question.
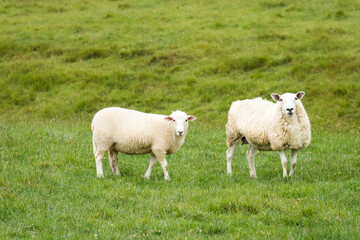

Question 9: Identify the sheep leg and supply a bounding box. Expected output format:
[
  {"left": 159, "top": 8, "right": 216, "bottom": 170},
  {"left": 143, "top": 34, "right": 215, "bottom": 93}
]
[
  {"left": 226, "top": 140, "right": 239, "bottom": 175},
  {"left": 279, "top": 151, "right": 288, "bottom": 178},
  {"left": 289, "top": 150, "right": 298, "bottom": 176},
  {"left": 153, "top": 151, "right": 170, "bottom": 180},
  {"left": 109, "top": 149, "right": 120, "bottom": 175},
  {"left": 246, "top": 145, "right": 257, "bottom": 178},
  {"left": 95, "top": 150, "right": 107, "bottom": 178},
  {"left": 144, "top": 154, "right": 157, "bottom": 180},
  {"left": 92, "top": 136, "right": 97, "bottom": 157}
]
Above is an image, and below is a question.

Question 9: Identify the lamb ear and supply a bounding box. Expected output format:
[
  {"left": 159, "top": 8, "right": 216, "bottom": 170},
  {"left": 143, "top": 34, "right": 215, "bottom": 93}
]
[
  {"left": 296, "top": 91, "right": 305, "bottom": 100},
  {"left": 187, "top": 116, "right": 196, "bottom": 121},
  {"left": 164, "top": 116, "right": 173, "bottom": 121},
  {"left": 271, "top": 93, "right": 282, "bottom": 102}
]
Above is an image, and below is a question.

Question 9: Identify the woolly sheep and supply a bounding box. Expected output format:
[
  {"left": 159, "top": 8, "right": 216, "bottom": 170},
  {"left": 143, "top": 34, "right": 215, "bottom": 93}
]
[
  {"left": 91, "top": 107, "right": 196, "bottom": 180},
  {"left": 225, "top": 91, "right": 311, "bottom": 178}
]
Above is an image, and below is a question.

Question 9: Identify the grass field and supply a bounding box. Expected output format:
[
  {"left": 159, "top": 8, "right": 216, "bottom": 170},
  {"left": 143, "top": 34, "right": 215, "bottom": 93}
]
[
  {"left": 1, "top": 0, "right": 360, "bottom": 239},
  {"left": 1, "top": 122, "right": 359, "bottom": 239}
]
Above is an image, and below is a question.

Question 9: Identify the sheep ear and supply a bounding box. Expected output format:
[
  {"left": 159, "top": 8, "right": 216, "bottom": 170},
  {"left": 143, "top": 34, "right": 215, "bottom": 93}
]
[
  {"left": 187, "top": 116, "right": 196, "bottom": 121},
  {"left": 271, "top": 93, "right": 282, "bottom": 102},
  {"left": 164, "top": 116, "right": 173, "bottom": 121},
  {"left": 296, "top": 91, "right": 305, "bottom": 100}
]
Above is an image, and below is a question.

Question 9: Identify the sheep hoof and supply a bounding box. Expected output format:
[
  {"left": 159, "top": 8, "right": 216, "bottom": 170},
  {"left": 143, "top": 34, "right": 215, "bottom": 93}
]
[
  {"left": 227, "top": 171, "right": 232, "bottom": 176},
  {"left": 97, "top": 174, "right": 104, "bottom": 178},
  {"left": 250, "top": 174, "right": 257, "bottom": 179},
  {"left": 164, "top": 176, "right": 170, "bottom": 181},
  {"left": 143, "top": 175, "right": 150, "bottom": 180}
]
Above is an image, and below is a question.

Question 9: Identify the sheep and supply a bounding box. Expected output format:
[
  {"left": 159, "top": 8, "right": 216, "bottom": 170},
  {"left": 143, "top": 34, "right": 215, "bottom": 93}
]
[
  {"left": 91, "top": 107, "right": 196, "bottom": 180},
  {"left": 225, "top": 91, "right": 311, "bottom": 178}
]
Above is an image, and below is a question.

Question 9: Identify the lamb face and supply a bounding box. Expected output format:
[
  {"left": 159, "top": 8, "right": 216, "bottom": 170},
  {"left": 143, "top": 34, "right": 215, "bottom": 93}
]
[
  {"left": 271, "top": 91, "right": 305, "bottom": 117},
  {"left": 164, "top": 111, "right": 196, "bottom": 136}
]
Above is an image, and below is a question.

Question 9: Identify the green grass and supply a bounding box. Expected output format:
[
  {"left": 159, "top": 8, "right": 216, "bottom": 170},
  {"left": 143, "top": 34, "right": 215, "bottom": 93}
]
[
  {"left": 1, "top": 121, "right": 359, "bottom": 239},
  {"left": 1, "top": 0, "right": 360, "bottom": 238},
  {"left": 1, "top": 0, "right": 359, "bottom": 129}
]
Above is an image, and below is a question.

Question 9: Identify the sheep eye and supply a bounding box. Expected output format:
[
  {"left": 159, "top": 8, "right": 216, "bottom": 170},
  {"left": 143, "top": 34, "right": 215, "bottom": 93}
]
[
  {"left": 173, "top": 119, "right": 175, "bottom": 122},
  {"left": 185, "top": 119, "right": 188, "bottom": 122}
]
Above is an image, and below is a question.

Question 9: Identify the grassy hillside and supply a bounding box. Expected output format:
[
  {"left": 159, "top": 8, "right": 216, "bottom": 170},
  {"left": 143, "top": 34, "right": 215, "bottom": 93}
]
[
  {"left": 0, "top": 0, "right": 359, "bottom": 129},
  {"left": 1, "top": 0, "right": 360, "bottom": 239}
]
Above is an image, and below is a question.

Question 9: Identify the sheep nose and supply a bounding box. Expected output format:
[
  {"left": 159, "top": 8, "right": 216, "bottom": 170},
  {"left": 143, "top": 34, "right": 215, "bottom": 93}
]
[
  {"left": 178, "top": 131, "right": 183, "bottom": 135},
  {"left": 287, "top": 108, "right": 293, "bottom": 112}
]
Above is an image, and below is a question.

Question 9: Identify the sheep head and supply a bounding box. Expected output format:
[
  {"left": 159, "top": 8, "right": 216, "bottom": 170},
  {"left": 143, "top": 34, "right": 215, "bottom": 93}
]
[
  {"left": 271, "top": 91, "right": 305, "bottom": 117},
  {"left": 164, "top": 111, "right": 196, "bottom": 136}
]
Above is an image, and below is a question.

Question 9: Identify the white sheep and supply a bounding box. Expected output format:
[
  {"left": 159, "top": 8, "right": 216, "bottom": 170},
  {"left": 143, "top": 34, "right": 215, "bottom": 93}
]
[
  {"left": 225, "top": 91, "right": 311, "bottom": 178},
  {"left": 91, "top": 107, "right": 196, "bottom": 180}
]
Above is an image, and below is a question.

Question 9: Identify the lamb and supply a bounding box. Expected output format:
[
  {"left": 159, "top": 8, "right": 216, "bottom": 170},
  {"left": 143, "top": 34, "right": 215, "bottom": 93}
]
[
  {"left": 225, "top": 91, "right": 311, "bottom": 178},
  {"left": 91, "top": 107, "right": 196, "bottom": 180}
]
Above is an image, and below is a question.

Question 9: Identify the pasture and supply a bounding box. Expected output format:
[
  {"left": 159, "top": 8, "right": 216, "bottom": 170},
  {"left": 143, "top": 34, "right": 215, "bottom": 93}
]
[{"left": 1, "top": 0, "right": 359, "bottom": 239}]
